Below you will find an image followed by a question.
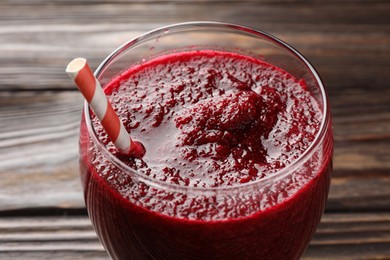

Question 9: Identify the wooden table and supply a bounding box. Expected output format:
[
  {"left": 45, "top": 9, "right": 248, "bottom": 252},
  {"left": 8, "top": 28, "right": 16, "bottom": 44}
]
[{"left": 1, "top": 1, "right": 389, "bottom": 259}]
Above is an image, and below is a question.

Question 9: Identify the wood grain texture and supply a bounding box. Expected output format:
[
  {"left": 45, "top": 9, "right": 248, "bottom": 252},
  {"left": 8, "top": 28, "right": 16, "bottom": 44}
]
[
  {"left": 0, "top": 0, "right": 389, "bottom": 259},
  {"left": 0, "top": 91, "right": 84, "bottom": 211},
  {"left": 0, "top": 1, "right": 389, "bottom": 91}
]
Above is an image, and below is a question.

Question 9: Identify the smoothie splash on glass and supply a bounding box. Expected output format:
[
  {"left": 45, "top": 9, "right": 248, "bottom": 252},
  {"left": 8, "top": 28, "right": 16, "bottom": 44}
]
[{"left": 78, "top": 22, "right": 333, "bottom": 260}]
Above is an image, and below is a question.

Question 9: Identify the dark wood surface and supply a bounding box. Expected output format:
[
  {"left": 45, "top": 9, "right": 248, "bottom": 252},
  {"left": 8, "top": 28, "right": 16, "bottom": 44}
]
[{"left": 0, "top": 1, "right": 389, "bottom": 259}]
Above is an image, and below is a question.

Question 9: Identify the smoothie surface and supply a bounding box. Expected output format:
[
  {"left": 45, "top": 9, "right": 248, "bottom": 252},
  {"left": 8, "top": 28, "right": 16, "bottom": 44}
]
[{"left": 92, "top": 50, "right": 321, "bottom": 188}]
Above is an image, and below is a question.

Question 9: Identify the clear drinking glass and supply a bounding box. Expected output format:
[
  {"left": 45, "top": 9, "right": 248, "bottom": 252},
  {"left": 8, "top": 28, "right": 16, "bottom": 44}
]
[{"left": 79, "top": 22, "right": 333, "bottom": 260}]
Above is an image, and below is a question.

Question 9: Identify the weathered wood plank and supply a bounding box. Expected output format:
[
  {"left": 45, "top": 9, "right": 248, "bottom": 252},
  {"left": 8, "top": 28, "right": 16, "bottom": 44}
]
[
  {"left": 1, "top": 31, "right": 389, "bottom": 91},
  {"left": 1, "top": 1, "right": 389, "bottom": 25},
  {"left": 0, "top": 2, "right": 389, "bottom": 92},
  {"left": 0, "top": 91, "right": 84, "bottom": 211},
  {"left": 0, "top": 213, "right": 388, "bottom": 259},
  {"left": 303, "top": 213, "right": 390, "bottom": 259}
]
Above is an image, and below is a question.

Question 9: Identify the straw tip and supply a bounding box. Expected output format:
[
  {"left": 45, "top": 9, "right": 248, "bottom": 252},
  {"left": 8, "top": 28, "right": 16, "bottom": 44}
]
[
  {"left": 66, "top": 57, "right": 87, "bottom": 77},
  {"left": 130, "top": 141, "right": 146, "bottom": 158}
]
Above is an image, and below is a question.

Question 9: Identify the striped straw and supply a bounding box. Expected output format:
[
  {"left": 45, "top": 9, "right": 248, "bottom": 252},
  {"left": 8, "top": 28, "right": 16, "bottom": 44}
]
[{"left": 66, "top": 58, "right": 145, "bottom": 158}]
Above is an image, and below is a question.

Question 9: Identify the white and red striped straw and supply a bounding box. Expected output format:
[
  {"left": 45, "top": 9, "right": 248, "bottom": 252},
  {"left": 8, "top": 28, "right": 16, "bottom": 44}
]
[{"left": 66, "top": 58, "right": 145, "bottom": 158}]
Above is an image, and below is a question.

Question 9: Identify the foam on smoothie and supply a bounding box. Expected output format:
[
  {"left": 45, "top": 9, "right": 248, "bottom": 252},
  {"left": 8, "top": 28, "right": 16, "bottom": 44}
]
[{"left": 92, "top": 50, "right": 321, "bottom": 187}]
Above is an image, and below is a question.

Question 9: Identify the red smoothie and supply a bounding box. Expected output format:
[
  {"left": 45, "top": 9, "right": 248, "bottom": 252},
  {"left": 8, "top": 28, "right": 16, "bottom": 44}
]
[{"left": 80, "top": 50, "right": 332, "bottom": 259}]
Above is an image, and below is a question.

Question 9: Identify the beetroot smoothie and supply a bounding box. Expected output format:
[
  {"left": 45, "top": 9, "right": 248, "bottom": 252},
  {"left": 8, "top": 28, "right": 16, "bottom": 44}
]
[
  {"left": 79, "top": 49, "right": 332, "bottom": 259},
  {"left": 80, "top": 22, "right": 333, "bottom": 260}
]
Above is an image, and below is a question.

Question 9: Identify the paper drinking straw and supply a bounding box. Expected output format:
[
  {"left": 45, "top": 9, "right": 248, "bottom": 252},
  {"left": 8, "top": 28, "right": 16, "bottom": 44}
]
[{"left": 66, "top": 58, "right": 145, "bottom": 158}]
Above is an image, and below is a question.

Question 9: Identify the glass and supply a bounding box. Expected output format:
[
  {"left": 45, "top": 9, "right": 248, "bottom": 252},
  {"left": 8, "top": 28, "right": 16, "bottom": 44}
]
[{"left": 79, "top": 22, "right": 333, "bottom": 259}]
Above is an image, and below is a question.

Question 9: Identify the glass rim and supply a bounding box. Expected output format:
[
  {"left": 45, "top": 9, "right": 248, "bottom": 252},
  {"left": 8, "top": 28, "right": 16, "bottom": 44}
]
[{"left": 84, "top": 21, "right": 330, "bottom": 193}]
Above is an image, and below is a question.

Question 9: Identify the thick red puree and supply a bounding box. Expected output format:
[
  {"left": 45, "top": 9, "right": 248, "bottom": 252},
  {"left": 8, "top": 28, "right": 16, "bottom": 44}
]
[{"left": 80, "top": 50, "right": 332, "bottom": 259}]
